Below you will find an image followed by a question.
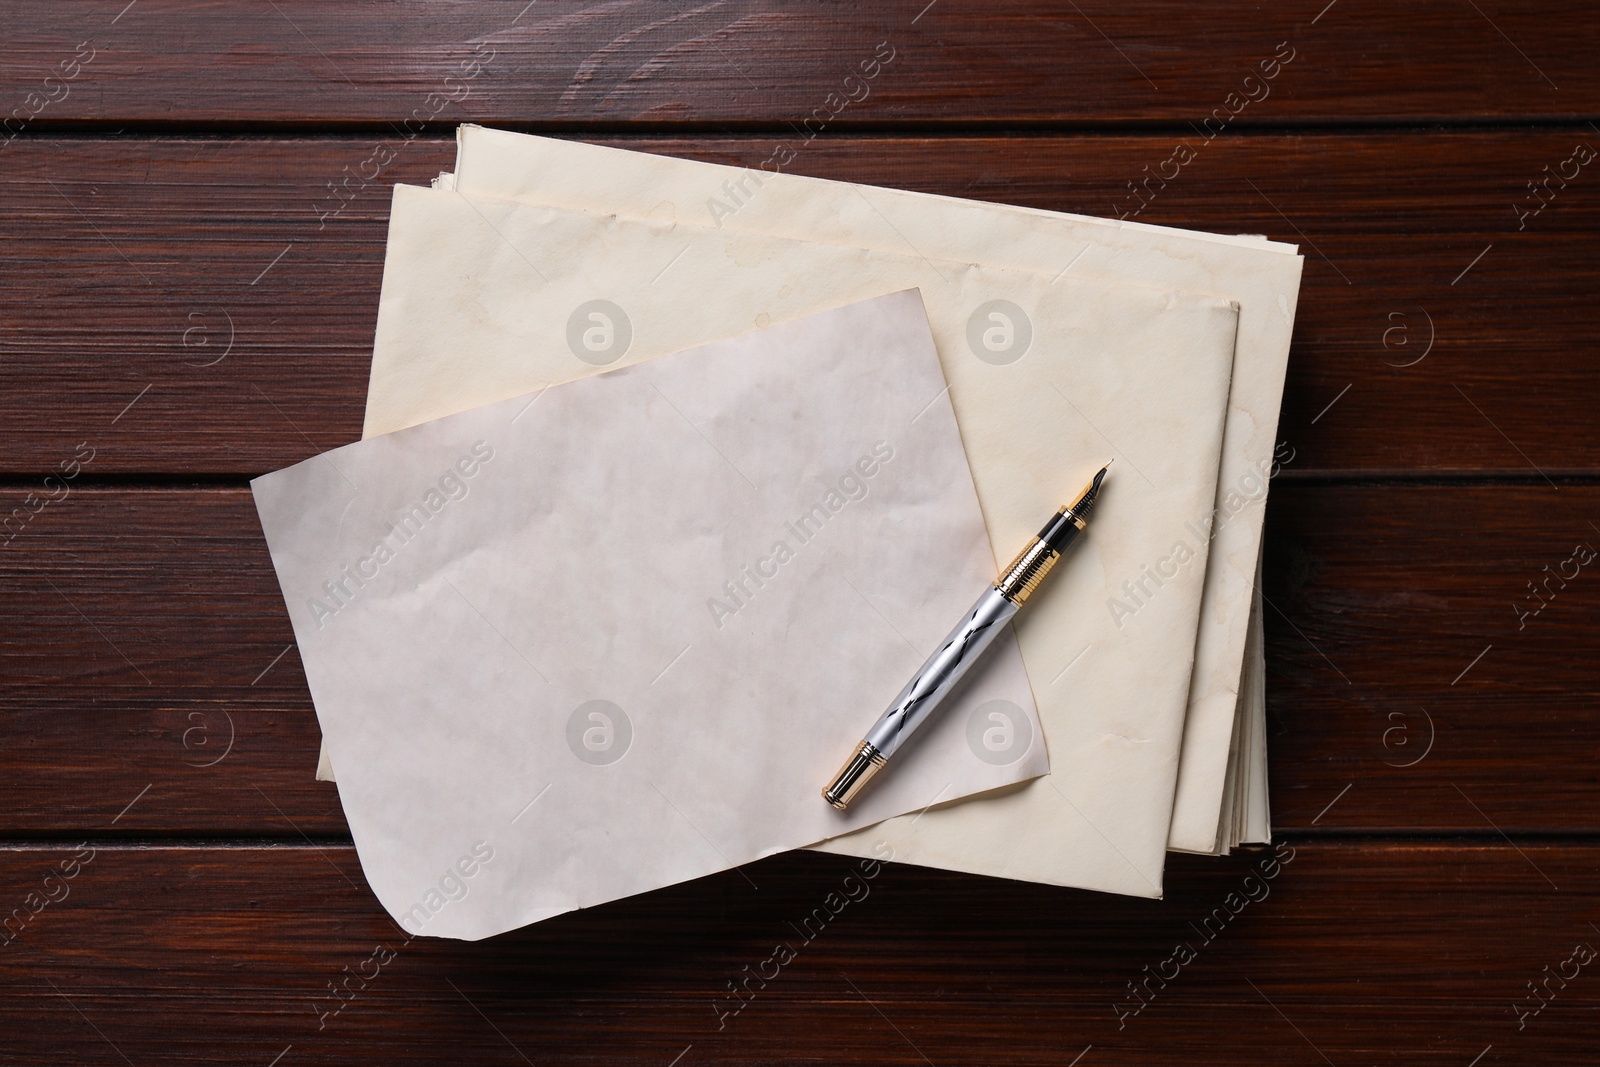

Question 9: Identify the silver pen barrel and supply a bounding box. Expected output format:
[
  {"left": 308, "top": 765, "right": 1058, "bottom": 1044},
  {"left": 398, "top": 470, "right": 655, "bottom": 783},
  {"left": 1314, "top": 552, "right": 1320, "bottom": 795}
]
[
  {"left": 866, "top": 587, "right": 1019, "bottom": 760},
  {"left": 821, "top": 587, "right": 1016, "bottom": 809},
  {"left": 822, "top": 463, "right": 1108, "bottom": 810}
]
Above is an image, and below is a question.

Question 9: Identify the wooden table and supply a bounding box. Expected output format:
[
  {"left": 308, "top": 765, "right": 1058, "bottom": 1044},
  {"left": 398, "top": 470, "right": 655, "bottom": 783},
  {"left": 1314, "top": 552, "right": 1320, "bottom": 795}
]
[{"left": 3, "top": 3, "right": 1597, "bottom": 1062}]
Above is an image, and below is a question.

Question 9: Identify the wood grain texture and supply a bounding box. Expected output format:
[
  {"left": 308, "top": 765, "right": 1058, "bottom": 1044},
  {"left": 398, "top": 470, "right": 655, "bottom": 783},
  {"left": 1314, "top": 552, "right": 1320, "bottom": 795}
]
[
  {"left": 2, "top": 485, "right": 1596, "bottom": 835},
  {"left": 0, "top": 1, "right": 1593, "bottom": 125},
  {"left": 3, "top": 132, "right": 1600, "bottom": 475},
  {"left": 1262, "top": 484, "right": 1600, "bottom": 834},
  {"left": 3, "top": 3, "right": 1597, "bottom": 1059},
  {"left": 0, "top": 844, "right": 1592, "bottom": 1065},
  {"left": 0, "top": 487, "right": 326, "bottom": 834}
]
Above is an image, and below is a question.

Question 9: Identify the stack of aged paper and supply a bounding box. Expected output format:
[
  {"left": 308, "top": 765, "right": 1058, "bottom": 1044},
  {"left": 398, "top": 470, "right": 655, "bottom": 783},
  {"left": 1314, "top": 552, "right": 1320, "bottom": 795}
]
[{"left": 268, "top": 128, "right": 1302, "bottom": 936}]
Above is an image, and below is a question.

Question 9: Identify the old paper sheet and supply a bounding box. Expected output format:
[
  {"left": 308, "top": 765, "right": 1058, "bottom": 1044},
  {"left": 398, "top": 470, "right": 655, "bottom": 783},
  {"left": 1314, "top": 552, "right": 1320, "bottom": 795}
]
[{"left": 255, "top": 292, "right": 1045, "bottom": 939}]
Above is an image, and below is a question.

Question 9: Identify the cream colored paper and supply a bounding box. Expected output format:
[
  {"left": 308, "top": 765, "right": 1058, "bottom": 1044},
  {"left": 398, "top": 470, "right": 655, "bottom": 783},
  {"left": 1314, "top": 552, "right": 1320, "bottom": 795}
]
[
  {"left": 1212, "top": 558, "right": 1271, "bottom": 853},
  {"left": 255, "top": 292, "right": 1046, "bottom": 939},
  {"left": 1242, "top": 568, "right": 1272, "bottom": 844},
  {"left": 447, "top": 127, "right": 1304, "bottom": 854},
  {"left": 359, "top": 185, "right": 1240, "bottom": 897}
]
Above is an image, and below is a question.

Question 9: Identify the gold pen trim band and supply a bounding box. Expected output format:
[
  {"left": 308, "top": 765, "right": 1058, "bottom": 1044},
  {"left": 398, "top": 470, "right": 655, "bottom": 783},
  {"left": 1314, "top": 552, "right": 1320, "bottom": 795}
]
[
  {"left": 822, "top": 740, "right": 888, "bottom": 810},
  {"left": 996, "top": 536, "right": 1061, "bottom": 604}
]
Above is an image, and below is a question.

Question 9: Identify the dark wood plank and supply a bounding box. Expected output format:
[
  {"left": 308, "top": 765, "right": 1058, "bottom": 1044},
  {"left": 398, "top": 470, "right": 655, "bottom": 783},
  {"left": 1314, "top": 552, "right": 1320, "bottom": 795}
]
[
  {"left": 1263, "top": 483, "right": 1600, "bottom": 834},
  {"left": 0, "top": 487, "right": 339, "bottom": 833},
  {"left": 2, "top": 484, "right": 1596, "bottom": 835},
  {"left": 0, "top": 843, "right": 1593, "bottom": 1064},
  {"left": 2, "top": 1, "right": 1594, "bottom": 126},
  {"left": 2, "top": 132, "right": 1599, "bottom": 475}
]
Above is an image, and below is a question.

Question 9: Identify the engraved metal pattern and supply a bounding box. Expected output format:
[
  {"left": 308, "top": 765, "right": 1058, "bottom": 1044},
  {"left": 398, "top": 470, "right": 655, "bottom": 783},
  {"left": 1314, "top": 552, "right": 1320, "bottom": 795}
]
[
  {"left": 996, "top": 538, "right": 1061, "bottom": 604},
  {"left": 862, "top": 587, "right": 1020, "bottom": 759}
]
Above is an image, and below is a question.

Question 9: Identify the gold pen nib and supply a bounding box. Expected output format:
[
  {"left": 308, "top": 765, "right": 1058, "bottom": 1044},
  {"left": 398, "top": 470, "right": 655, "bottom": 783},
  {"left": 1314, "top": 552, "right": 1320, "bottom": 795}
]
[{"left": 1068, "top": 463, "right": 1111, "bottom": 521}]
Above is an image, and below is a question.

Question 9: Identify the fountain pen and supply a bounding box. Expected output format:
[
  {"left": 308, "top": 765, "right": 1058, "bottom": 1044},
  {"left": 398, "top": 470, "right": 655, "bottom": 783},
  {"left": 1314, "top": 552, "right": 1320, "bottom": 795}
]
[{"left": 822, "top": 463, "right": 1109, "bottom": 810}]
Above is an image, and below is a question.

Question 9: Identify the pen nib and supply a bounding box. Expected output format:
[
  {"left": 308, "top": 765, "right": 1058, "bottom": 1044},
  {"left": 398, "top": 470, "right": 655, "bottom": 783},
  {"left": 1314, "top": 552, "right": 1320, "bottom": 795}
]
[{"left": 1070, "top": 464, "right": 1110, "bottom": 521}]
